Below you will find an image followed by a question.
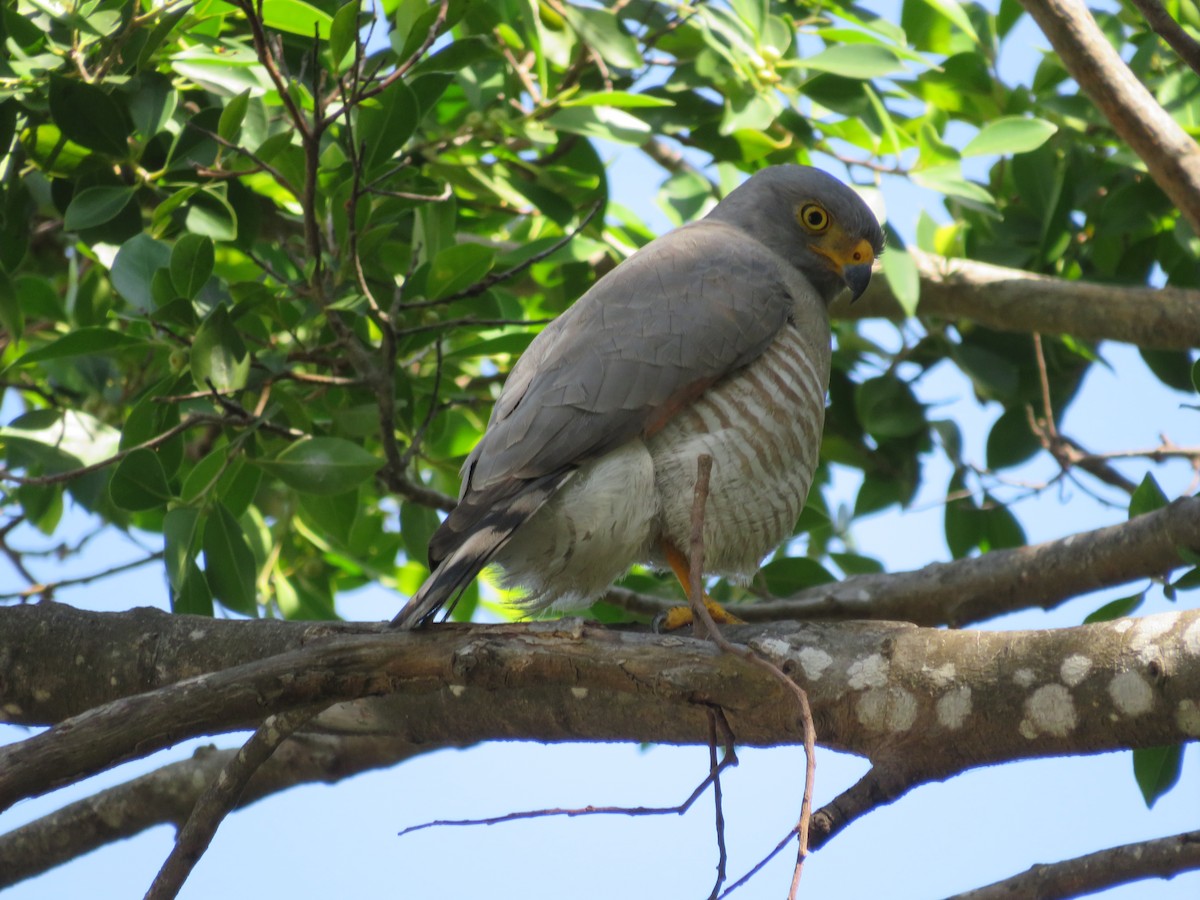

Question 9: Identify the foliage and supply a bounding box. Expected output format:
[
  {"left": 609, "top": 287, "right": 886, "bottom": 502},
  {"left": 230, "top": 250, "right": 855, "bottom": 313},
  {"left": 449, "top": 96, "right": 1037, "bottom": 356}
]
[{"left": 0, "top": 0, "right": 1197, "bottom": 804}]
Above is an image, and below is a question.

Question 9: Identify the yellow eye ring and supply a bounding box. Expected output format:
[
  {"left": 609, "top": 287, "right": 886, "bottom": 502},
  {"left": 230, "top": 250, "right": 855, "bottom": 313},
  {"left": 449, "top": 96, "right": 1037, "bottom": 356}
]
[{"left": 799, "top": 203, "right": 830, "bottom": 232}]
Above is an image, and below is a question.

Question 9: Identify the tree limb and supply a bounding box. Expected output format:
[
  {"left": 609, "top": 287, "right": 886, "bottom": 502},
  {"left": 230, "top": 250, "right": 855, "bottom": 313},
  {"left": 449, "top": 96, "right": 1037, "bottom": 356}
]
[
  {"left": 608, "top": 496, "right": 1200, "bottom": 627},
  {"left": 0, "top": 733, "right": 431, "bottom": 889},
  {"left": 837, "top": 248, "right": 1200, "bottom": 351},
  {"left": 2, "top": 607, "right": 1198, "bottom": 818},
  {"left": 1017, "top": 0, "right": 1200, "bottom": 234},
  {"left": 947, "top": 829, "right": 1200, "bottom": 899}
]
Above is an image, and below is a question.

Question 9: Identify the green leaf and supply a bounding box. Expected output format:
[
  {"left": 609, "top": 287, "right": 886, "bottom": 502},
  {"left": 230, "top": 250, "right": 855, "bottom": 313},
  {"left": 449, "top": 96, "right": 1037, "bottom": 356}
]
[
  {"left": 400, "top": 501, "right": 439, "bottom": 562},
  {"left": 881, "top": 240, "right": 920, "bottom": 316},
  {"left": 986, "top": 408, "right": 1041, "bottom": 470},
  {"left": 911, "top": 165, "right": 996, "bottom": 208},
  {"left": 12, "top": 328, "right": 147, "bottom": 366},
  {"left": 855, "top": 376, "right": 926, "bottom": 439},
  {"left": 1139, "top": 348, "right": 1196, "bottom": 393},
  {"left": 109, "top": 448, "right": 173, "bottom": 511},
  {"left": 1129, "top": 473, "right": 1168, "bottom": 519},
  {"left": 48, "top": 76, "right": 131, "bottom": 157},
  {"left": 0, "top": 410, "right": 121, "bottom": 469},
  {"left": 1191, "top": 358, "right": 1200, "bottom": 394},
  {"left": 202, "top": 501, "right": 258, "bottom": 615},
  {"left": 804, "top": 45, "right": 904, "bottom": 79},
  {"left": 962, "top": 117, "right": 1058, "bottom": 157},
  {"left": 1083, "top": 593, "right": 1144, "bottom": 624},
  {"left": 1169, "top": 566, "right": 1200, "bottom": 592},
  {"left": 759, "top": 557, "right": 836, "bottom": 595},
  {"left": 357, "top": 79, "right": 419, "bottom": 173},
  {"left": 218, "top": 89, "right": 251, "bottom": 143},
  {"left": 174, "top": 560, "right": 214, "bottom": 616},
  {"left": 944, "top": 471, "right": 981, "bottom": 559},
  {"left": 247, "top": 0, "right": 334, "bottom": 38},
  {"left": 919, "top": 0, "right": 981, "bottom": 43},
  {"left": 1133, "top": 744, "right": 1184, "bottom": 807},
  {"left": 546, "top": 106, "right": 652, "bottom": 145},
  {"left": 560, "top": 91, "right": 674, "bottom": 109},
  {"left": 110, "top": 234, "right": 172, "bottom": 312},
  {"left": 191, "top": 306, "right": 250, "bottom": 392},
  {"left": 329, "top": 0, "right": 362, "bottom": 69},
  {"left": 0, "top": 270, "right": 21, "bottom": 343},
  {"left": 63, "top": 186, "right": 136, "bottom": 230},
  {"left": 560, "top": 5, "right": 643, "bottom": 69},
  {"left": 979, "top": 499, "right": 1026, "bottom": 551},
  {"left": 170, "top": 233, "right": 215, "bottom": 300},
  {"left": 164, "top": 506, "right": 203, "bottom": 591},
  {"left": 185, "top": 189, "right": 238, "bottom": 241},
  {"left": 256, "top": 437, "right": 382, "bottom": 495},
  {"left": 829, "top": 552, "right": 885, "bottom": 575},
  {"left": 427, "top": 243, "right": 496, "bottom": 300}
]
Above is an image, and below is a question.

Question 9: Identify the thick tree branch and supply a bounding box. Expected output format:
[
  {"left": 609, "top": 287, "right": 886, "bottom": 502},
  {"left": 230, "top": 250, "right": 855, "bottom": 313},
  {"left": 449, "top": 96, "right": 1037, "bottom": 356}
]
[
  {"left": 948, "top": 829, "right": 1200, "bottom": 899},
  {"left": 0, "top": 733, "right": 431, "bottom": 889},
  {"left": 2, "top": 607, "right": 1198, "bottom": 818},
  {"left": 610, "top": 496, "right": 1200, "bottom": 627},
  {"left": 836, "top": 248, "right": 1200, "bottom": 351},
  {"left": 1017, "top": 0, "right": 1200, "bottom": 234}
]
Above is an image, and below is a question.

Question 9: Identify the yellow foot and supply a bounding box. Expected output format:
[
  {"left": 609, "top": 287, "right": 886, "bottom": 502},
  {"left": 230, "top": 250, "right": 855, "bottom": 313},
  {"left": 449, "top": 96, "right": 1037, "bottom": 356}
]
[{"left": 659, "top": 596, "right": 746, "bottom": 631}]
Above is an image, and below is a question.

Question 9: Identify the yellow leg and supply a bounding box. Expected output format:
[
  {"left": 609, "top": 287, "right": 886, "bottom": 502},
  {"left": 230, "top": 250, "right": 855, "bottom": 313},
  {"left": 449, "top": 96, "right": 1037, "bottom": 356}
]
[{"left": 658, "top": 543, "right": 745, "bottom": 630}]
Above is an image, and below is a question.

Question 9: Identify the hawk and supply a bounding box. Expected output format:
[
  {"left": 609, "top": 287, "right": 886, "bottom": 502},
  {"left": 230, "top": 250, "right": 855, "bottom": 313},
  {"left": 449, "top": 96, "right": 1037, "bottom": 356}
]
[{"left": 393, "top": 165, "right": 883, "bottom": 629}]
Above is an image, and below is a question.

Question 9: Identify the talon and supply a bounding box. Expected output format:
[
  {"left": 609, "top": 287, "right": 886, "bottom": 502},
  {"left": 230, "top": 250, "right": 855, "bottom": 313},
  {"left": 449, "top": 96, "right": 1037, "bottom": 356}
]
[{"left": 661, "top": 596, "right": 745, "bottom": 630}]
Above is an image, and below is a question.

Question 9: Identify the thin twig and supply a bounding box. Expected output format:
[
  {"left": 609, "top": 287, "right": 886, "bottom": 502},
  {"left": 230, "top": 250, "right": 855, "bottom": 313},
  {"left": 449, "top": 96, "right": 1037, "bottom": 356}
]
[
  {"left": 684, "top": 455, "right": 818, "bottom": 898},
  {"left": 0, "top": 551, "right": 163, "bottom": 601},
  {"left": 397, "top": 740, "right": 739, "bottom": 838},
  {"left": 144, "top": 706, "right": 321, "bottom": 900}
]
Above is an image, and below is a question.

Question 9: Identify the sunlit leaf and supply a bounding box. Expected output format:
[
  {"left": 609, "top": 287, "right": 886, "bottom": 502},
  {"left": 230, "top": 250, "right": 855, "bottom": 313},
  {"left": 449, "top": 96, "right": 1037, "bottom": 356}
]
[{"left": 256, "top": 438, "right": 382, "bottom": 495}]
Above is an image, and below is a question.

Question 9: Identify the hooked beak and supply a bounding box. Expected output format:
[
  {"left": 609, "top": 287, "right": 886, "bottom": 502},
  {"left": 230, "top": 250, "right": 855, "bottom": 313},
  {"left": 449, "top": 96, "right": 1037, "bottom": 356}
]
[{"left": 843, "top": 263, "right": 873, "bottom": 301}]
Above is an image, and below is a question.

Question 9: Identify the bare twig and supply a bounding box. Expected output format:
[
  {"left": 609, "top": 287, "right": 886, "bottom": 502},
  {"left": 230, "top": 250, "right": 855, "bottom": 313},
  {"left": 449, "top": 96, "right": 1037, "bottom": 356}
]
[
  {"left": 0, "top": 551, "right": 163, "bottom": 601},
  {"left": 947, "top": 828, "right": 1200, "bottom": 900},
  {"left": 144, "top": 707, "right": 322, "bottom": 900},
  {"left": 397, "top": 732, "right": 738, "bottom": 838},
  {"left": 683, "top": 456, "right": 818, "bottom": 898}
]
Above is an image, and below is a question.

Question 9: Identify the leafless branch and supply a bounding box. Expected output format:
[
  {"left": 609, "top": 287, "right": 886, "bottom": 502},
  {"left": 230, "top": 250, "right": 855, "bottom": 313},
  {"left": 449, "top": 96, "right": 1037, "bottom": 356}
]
[
  {"left": 947, "top": 829, "right": 1200, "bottom": 900},
  {"left": 144, "top": 706, "right": 322, "bottom": 900},
  {"left": 606, "top": 496, "right": 1200, "bottom": 627}
]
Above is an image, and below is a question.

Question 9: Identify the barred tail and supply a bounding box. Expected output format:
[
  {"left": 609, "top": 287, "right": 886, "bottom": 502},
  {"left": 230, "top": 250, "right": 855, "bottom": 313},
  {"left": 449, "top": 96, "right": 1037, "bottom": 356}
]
[{"left": 390, "top": 475, "right": 568, "bottom": 629}]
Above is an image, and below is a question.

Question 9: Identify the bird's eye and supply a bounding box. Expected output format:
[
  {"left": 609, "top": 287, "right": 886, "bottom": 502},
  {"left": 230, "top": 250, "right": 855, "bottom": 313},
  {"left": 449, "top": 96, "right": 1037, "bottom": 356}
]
[{"left": 799, "top": 203, "right": 829, "bottom": 232}]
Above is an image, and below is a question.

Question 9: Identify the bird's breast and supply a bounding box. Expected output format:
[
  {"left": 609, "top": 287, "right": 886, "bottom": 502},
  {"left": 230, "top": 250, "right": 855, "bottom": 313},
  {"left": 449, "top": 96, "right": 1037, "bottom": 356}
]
[{"left": 647, "top": 320, "right": 830, "bottom": 576}]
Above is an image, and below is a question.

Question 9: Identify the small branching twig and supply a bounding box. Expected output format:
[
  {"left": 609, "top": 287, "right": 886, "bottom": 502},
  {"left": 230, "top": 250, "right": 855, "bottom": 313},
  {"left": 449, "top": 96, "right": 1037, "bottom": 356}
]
[
  {"left": 397, "top": 730, "right": 739, "bottom": 838},
  {"left": 144, "top": 706, "right": 322, "bottom": 900},
  {"left": 0, "top": 551, "right": 163, "bottom": 601},
  {"left": 684, "top": 455, "right": 818, "bottom": 898}
]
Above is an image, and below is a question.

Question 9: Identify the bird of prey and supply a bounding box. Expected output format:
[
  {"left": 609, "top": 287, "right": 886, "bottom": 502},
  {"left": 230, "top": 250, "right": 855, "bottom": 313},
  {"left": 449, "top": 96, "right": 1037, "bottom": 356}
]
[{"left": 393, "top": 164, "right": 883, "bottom": 629}]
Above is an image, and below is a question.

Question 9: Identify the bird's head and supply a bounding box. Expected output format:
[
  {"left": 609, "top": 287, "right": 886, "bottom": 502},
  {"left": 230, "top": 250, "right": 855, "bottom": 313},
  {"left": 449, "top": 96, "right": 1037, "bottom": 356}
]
[{"left": 708, "top": 165, "right": 885, "bottom": 305}]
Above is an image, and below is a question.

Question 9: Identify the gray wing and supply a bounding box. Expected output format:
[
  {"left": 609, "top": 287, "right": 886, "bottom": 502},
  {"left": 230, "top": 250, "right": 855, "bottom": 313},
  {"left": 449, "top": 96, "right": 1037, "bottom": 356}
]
[{"left": 429, "top": 217, "right": 804, "bottom": 565}]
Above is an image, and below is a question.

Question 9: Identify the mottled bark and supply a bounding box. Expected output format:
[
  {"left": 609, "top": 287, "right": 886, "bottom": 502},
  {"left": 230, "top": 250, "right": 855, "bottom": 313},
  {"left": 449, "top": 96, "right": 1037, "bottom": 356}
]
[{"left": 835, "top": 249, "right": 1200, "bottom": 351}]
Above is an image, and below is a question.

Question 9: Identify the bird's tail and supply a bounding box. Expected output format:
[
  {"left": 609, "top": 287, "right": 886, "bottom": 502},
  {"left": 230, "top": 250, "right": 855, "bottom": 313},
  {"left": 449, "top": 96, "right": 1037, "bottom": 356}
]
[{"left": 390, "top": 475, "right": 568, "bottom": 629}]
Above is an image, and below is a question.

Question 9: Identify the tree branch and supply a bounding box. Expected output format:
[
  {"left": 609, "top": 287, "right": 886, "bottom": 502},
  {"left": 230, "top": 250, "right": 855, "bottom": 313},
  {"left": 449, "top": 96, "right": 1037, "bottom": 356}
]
[
  {"left": 1129, "top": 0, "right": 1200, "bottom": 77},
  {"left": 1017, "top": 0, "right": 1200, "bottom": 234},
  {"left": 947, "top": 829, "right": 1200, "bottom": 899},
  {"left": 836, "top": 248, "right": 1200, "bottom": 351},
  {"left": 2, "top": 607, "right": 1198, "bottom": 819},
  {"left": 608, "top": 496, "right": 1200, "bottom": 627},
  {"left": 0, "top": 733, "right": 431, "bottom": 889}
]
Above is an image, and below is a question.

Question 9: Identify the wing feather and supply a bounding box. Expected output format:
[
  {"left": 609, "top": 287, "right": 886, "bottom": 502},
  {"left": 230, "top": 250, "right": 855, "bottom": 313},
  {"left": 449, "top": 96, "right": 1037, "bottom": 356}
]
[{"left": 429, "top": 218, "right": 805, "bottom": 566}]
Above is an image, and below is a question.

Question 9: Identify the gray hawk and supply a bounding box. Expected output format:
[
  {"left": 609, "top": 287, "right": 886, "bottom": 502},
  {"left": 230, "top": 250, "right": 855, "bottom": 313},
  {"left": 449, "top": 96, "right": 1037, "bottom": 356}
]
[{"left": 392, "top": 164, "right": 883, "bottom": 629}]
